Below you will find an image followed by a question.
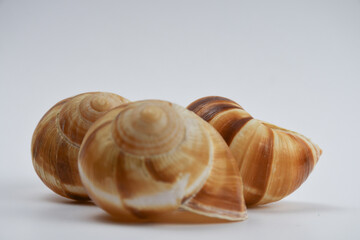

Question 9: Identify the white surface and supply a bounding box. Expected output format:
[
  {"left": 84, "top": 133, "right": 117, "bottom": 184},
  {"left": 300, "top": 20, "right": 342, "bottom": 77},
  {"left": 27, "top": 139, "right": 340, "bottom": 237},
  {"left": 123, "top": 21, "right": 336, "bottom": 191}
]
[
  {"left": 0, "top": 0, "right": 359, "bottom": 239},
  {"left": 1, "top": 180, "right": 357, "bottom": 240}
]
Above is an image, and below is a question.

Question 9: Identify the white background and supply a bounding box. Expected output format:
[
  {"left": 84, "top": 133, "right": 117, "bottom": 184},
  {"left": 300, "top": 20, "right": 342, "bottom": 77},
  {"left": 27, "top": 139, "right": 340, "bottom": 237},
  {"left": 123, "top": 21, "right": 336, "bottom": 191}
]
[{"left": 1, "top": 0, "right": 359, "bottom": 239}]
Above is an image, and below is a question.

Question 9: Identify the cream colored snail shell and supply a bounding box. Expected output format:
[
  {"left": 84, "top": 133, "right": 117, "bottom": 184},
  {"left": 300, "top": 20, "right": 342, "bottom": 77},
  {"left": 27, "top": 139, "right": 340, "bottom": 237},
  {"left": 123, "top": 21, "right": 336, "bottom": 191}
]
[
  {"left": 188, "top": 96, "right": 322, "bottom": 206},
  {"left": 78, "top": 100, "right": 247, "bottom": 221},
  {"left": 31, "top": 92, "right": 130, "bottom": 200}
]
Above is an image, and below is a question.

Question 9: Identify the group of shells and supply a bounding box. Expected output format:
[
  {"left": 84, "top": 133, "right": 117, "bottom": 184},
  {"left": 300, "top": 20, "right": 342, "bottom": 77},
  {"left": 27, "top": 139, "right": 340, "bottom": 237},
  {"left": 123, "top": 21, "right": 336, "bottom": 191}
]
[{"left": 32, "top": 92, "right": 322, "bottom": 222}]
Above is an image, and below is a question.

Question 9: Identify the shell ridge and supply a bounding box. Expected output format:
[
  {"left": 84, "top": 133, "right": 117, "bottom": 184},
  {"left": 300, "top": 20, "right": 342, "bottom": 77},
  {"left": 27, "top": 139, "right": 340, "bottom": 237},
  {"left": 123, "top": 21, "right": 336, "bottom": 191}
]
[
  {"left": 235, "top": 120, "right": 261, "bottom": 173},
  {"left": 254, "top": 126, "right": 276, "bottom": 205},
  {"left": 239, "top": 123, "right": 271, "bottom": 206},
  {"left": 55, "top": 113, "right": 81, "bottom": 148}
]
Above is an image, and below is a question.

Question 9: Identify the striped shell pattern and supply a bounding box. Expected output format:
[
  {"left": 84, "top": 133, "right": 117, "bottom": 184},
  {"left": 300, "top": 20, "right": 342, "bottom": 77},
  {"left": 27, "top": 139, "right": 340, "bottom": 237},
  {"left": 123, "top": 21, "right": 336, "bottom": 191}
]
[
  {"left": 78, "top": 100, "right": 247, "bottom": 221},
  {"left": 31, "top": 92, "right": 130, "bottom": 200},
  {"left": 188, "top": 96, "right": 322, "bottom": 206}
]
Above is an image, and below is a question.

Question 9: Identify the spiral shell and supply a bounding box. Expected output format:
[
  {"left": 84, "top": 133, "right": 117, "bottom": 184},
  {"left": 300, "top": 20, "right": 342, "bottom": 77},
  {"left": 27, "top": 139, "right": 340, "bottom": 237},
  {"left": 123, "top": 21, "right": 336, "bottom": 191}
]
[
  {"left": 78, "top": 100, "right": 247, "bottom": 221},
  {"left": 31, "top": 92, "right": 130, "bottom": 200},
  {"left": 188, "top": 96, "right": 322, "bottom": 206}
]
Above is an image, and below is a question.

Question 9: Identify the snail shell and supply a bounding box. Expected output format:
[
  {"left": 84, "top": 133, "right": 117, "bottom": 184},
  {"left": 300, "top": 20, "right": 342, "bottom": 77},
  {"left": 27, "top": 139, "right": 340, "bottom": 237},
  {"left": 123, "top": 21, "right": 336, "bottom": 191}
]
[
  {"left": 31, "top": 92, "right": 130, "bottom": 200},
  {"left": 188, "top": 96, "right": 322, "bottom": 206},
  {"left": 78, "top": 100, "right": 247, "bottom": 221}
]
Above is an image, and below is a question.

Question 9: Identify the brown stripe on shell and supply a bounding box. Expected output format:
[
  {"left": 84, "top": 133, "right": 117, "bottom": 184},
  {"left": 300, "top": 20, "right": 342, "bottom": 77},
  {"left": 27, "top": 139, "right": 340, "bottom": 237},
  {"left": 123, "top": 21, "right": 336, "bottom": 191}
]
[
  {"left": 32, "top": 114, "right": 54, "bottom": 163},
  {"left": 187, "top": 96, "right": 240, "bottom": 112},
  {"left": 218, "top": 117, "right": 253, "bottom": 145},
  {"left": 188, "top": 96, "right": 322, "bottom": 207},
  {"left": 187, "top": 96, "right": 243, "bottom": 122},
  {"left": 243, "top": 126, "right": 274, "bottom": 206},
  {"left": 32, "top": 100, "right": 69, "bottom": 160},
  {"left": 182, "top": 124, "right": 247, "bottom": 221},
  {"left": 114, "top": 150, "right": 186, "bottom": 217},
  {"left": 114, "top": 150, "right": 134, "bottom": 200},
  {"left": 54, "top": 123, "right": 89, "bottom": 200},
  {"left": 78, "top": 100, "right": 247, "bottom": 220},
  {"left": 198, "top": 103, "right": 243, "bottom": 122},
  {"left": 284, "top": 132, "right": 314, "bottom": 186},
  {"left": 145, "top": 158, "right": 177, "bottom": 183},
  {"left": 54, "top": 143, "right": 75, "bottom": 185},
  {"left": 32, "top": 103, "right": 68, "bottom": 198},
  {"left": 32, "top": 92, "right": 129, "bottom": 201},
  {"left": 295, "top": 133, "right": 321, "bottom": 168}
]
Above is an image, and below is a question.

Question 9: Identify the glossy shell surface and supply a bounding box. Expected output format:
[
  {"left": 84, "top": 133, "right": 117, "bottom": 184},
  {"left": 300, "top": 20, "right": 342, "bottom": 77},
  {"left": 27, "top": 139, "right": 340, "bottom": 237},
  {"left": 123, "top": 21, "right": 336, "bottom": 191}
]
[
  {"left": 79, "top": 100, "right": 247, "bottom": 221},
  {"left": 188, "top": 96, "right": 322, "bottom": 206},
  {"left": 31, "top": 92, "right": 130, "bottom": 200}
]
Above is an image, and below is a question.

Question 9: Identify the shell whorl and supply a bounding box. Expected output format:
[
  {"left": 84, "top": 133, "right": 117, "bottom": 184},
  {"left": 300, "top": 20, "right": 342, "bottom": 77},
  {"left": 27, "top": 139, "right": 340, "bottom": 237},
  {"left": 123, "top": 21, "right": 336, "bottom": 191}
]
[
  {"left": 58, "top": 92, "right": 129, "bottom": 146},
  {"left": 188, "top": 96, "right": 322, "bottom": 206},
  {"left": 31, "top": 92, "right": 130, "bottom": 200},
  {"left": 112, "top": 102, "right": 185, "bottom": 156},
  {"left": 79, "top": 100, "right": 247, "bottom": 221}
]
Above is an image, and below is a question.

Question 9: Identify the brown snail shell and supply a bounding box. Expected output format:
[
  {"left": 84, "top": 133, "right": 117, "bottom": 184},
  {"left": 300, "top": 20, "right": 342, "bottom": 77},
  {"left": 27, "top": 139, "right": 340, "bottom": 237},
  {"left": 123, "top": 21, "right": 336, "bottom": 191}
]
[
  {"left": 188, "top": 96, "right": 322, "bottom": 206},
  {"left": 31, "top": 92, "right": 130, "bottom": 200},
  {"left": 78, "top": 100, "right": 247, "bottom": 221}
]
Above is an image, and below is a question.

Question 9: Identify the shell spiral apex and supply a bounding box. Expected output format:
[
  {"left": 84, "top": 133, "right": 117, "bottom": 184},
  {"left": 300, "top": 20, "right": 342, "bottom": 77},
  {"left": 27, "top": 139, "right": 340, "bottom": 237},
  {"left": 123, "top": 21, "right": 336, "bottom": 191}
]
[
  {"left": 31, "top": 92, "right": 130, "bottom": 200},
  {"left": 188, "top": 96, "right": 322, "bottom": 206},
  {"left": 78, "top": 100, "right": 247, "bottom": 221}
]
